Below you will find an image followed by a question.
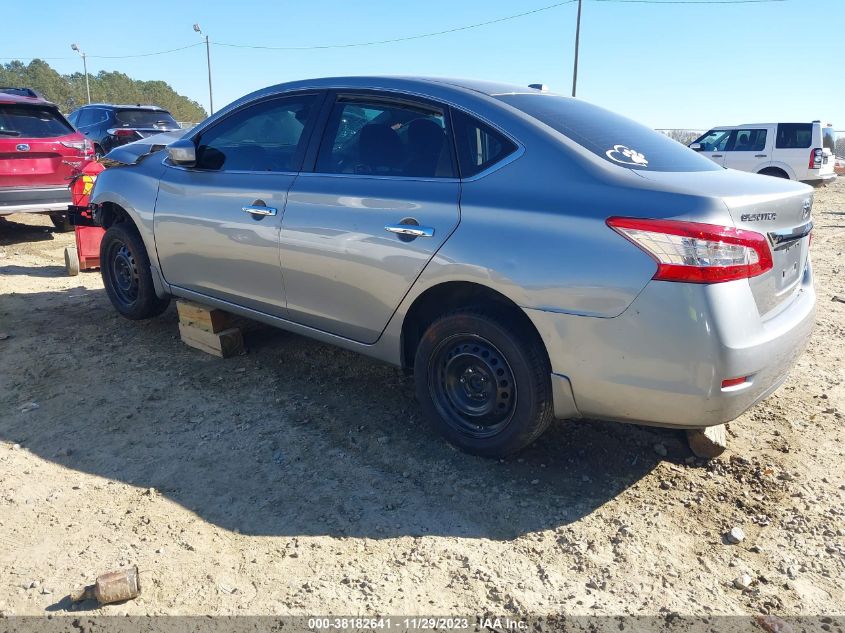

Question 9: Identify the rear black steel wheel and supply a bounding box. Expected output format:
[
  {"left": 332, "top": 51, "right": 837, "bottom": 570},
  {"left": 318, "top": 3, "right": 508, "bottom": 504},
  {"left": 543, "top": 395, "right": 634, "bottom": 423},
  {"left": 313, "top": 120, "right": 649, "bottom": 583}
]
[
  {"left": 415, "top": 310, "right": 554, "bottom": 457},
  {"left": 100, "top": 222, "right": 170, "bottom": 320}
]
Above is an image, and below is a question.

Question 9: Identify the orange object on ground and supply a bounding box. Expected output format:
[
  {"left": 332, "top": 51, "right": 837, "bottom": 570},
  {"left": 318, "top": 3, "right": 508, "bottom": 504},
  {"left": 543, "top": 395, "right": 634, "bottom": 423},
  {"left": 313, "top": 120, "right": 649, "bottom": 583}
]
[{"left": 68, "top": 161, "right": 106, "bottom": 273}]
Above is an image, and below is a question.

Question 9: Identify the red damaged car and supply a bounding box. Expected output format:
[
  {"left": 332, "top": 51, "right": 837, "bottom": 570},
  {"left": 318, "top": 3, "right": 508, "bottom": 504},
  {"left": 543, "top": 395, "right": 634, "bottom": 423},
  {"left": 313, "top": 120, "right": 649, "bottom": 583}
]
[{"left": 0, "top": 88, "right": 93, "bottom": 231}]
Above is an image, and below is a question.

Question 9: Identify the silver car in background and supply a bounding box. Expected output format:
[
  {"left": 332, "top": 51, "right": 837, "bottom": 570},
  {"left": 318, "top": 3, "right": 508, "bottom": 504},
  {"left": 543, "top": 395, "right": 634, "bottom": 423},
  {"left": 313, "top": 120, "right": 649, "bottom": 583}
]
[{"left": 90, "top": 77, "right": 816, "bottom": 457}]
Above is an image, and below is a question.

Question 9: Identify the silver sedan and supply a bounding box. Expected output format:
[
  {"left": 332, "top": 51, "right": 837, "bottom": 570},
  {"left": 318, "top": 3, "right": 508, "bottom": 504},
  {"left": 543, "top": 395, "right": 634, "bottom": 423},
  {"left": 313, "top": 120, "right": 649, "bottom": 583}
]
[{"left": 91, "top": 77, "right": 815, "bottom": 456}]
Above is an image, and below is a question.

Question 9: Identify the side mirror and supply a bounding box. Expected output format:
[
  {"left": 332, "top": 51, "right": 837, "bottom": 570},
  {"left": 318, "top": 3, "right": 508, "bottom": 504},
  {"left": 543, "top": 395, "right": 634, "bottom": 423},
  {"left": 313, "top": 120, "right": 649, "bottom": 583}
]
[
  {"left": 689, "top": 142, "right": 703, "bottom": 152},
  {"left": 167, "top": 139, "right": 197, "bottom": 166}
]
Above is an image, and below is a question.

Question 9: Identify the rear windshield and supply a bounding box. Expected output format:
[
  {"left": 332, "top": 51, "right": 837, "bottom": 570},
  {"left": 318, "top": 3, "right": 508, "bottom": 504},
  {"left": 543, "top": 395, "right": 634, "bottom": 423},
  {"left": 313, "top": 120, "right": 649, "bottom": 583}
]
[
  {"left": 0, "top": 104, "right": 73, "bottom": 138},
  {"left": 495, "top": 93, "right": 720, "bottom": 172},
  {"left": 822, "top": 126, "right": 836, "bottom": 152},
  {"left": 115, "top": 109, "right": 179, "bottom": 128}
]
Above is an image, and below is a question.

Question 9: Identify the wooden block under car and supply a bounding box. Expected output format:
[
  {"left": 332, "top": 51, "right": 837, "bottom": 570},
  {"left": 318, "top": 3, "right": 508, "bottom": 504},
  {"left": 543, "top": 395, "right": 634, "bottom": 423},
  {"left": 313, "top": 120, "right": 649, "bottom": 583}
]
[
  {"left": 178, "top": 322, "right": 244, "bottom": 358},
  {"left": 176, "top": 300, "right": 238, "bottom": 334},
  {"left": 176, "top": 299, "right": 266, "bottom": 334}
]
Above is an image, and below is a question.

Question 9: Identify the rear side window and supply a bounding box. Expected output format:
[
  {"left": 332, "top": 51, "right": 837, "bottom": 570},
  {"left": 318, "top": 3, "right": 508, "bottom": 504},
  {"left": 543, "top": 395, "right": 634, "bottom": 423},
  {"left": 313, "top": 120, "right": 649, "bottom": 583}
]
[
  {"left": 195, "top": 94, "right": 318, "bottom": 172},
  {"left": 0, "top": 104, "right": 73, "bottom": 138},
  {"left": 822, "top": 126, "right": 836, "bottom": 152},
  {"left": 316, "top": 97, "right": 455, "bottom": 178},
  {"left": 115, "top": 109, "right": 178, "bottom": 128},
  {"left": 497, "top": 93, "right": 720, "bottom": 172},
  {"left": 776, "top": 123, "right": 812, "bottom": 149},
  {"left": 451, "top": 109, "right": 517, "bottom": 178}
]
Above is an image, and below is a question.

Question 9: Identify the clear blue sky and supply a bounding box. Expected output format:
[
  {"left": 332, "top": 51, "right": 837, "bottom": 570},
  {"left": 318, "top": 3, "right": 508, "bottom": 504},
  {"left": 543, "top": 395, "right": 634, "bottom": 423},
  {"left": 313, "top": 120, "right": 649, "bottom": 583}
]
[{"left": 5, "top": 0, "right": 843, "bottom": 129}]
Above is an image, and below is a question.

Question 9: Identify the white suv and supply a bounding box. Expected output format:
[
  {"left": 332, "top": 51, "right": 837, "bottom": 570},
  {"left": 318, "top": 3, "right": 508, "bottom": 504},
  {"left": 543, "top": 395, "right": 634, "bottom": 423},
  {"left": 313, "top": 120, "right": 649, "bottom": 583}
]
[{"left": 691, "top": 121, "right": 837, "bottom": 184}]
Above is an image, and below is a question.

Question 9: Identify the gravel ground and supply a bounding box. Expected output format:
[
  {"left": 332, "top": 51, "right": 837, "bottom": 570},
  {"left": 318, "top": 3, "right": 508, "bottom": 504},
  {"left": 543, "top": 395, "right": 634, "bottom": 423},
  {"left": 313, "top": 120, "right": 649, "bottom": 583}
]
[{"left": 0, "top": 179, "right": 843, "bottom": 618}]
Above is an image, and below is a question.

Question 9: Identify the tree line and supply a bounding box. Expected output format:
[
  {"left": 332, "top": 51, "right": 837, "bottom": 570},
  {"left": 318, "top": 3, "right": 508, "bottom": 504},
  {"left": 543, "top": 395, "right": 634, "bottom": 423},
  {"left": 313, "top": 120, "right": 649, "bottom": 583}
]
[{"left": 0, "top": 59, "right": 207, "bottom": 122}]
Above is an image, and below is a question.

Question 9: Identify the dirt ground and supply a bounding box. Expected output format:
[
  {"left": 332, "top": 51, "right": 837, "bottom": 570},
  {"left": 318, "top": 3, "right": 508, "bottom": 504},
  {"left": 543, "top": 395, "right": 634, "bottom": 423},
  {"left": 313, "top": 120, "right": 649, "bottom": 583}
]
[{"left": 0, "top": 180, "right": 843, "bottom": 619}]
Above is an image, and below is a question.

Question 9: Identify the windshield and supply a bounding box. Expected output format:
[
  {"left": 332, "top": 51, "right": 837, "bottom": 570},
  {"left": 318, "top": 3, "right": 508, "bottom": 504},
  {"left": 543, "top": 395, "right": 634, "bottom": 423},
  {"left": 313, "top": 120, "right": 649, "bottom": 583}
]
[
  {"left": 115, "top": 109, "right": 179, "bottom": 128},
  {"left": 0, "top": 104, "right": 73, "bottom": 138},
  {"left": 496, "top": 93, "right": 720, "bottom": 173}
]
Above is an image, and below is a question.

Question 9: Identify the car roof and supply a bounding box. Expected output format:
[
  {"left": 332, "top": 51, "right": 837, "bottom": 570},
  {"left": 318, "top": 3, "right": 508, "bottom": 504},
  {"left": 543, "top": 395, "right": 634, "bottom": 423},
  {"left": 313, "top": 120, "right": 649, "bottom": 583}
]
[
  {"left": 0, "top": 90, "right": 57, "bottom": 107},
  {"left": 79, "top": 103, "right": 169, "bottom": 111},
  {"left": 251, "top": 75, "right": 555, "bottom": 99}
]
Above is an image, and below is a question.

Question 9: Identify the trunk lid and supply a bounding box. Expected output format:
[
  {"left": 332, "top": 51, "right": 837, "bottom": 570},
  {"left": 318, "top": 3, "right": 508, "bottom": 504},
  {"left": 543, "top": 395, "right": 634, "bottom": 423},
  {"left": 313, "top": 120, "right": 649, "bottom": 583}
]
[
  {"left": 0, "top": 103, "right": 87, "bottom": 188},
  {"left": 634, "top": 168, "right": 813, "bottom": 317}
]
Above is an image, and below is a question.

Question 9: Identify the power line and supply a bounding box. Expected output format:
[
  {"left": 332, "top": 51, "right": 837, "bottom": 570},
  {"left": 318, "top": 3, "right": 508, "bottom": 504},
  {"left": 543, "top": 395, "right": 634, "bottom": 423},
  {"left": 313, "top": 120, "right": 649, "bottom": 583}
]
[
  {"left": 0, "top": 42, "right": 203, "bottom": 62},
  {"left": 0, "top": 0, "right": 790, "bottom": 62},
  {"left": 594, "top": 0, "right": 785, "bottom": 3},
  {"left": 213, "top": 0, "right": 578, "bottom": 51}
]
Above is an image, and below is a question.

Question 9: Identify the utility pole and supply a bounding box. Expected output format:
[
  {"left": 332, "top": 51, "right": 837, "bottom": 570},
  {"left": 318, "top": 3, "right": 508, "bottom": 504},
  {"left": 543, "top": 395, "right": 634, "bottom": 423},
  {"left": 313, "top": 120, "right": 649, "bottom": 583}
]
[
  {"left": 193, "top": 24, "right": 214, "bottom": 115},
  {"left": 71, "top": 43, "right": 91, "bottom": 104},
  {"left": 572, "top": 0, "right": 582, "bottom": 98}
]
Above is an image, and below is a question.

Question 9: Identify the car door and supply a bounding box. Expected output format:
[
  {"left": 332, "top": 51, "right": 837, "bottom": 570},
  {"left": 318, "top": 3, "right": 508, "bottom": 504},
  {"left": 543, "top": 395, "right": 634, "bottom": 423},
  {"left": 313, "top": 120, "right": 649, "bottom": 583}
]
[
  {"left": 153, "top": 92, "right": 324, "bottom": 317},
  {"left": 280, "top": 92, "right": 460, "bottom": 344},
  {"left": 691, "top": 129, "right": 730, "bottom": 166},
  {"left": 722, "top": 127, "right": 771, "bottom": 173}
]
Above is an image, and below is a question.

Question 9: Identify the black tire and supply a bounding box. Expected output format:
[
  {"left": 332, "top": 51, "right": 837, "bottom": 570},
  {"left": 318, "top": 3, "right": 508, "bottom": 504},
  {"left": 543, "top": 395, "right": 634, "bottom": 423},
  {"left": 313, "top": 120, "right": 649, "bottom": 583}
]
[
  {"left": 100, "top": 222, "right": 170, "bottom": 320},
  {"left": 758, "top": 168, "right": 790, "bottom": 179},
  {"left": 50, "top": 213, "right": 73, "bottom": 232},
  {"left": 94, "top": 145, "right": 105, "bottom": 160},
  {"left": 414, "top": 309, "right": 554, "bottom": 457}
]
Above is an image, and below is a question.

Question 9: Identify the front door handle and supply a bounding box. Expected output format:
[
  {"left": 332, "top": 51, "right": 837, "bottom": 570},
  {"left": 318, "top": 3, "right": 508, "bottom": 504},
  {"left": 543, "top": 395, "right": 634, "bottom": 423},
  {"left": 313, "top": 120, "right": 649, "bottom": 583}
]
[
  {"left": 384, "top": 224, "right": 434, "bottom": 238},
  {"left": 243, "top": 205, "right": 277, "bottom": 217},
  {"left": 755, "top": 154, "right": 767, "bottom": 158},
  {"left": 712, "top": 154, "right": 724, "bottom": 158}
]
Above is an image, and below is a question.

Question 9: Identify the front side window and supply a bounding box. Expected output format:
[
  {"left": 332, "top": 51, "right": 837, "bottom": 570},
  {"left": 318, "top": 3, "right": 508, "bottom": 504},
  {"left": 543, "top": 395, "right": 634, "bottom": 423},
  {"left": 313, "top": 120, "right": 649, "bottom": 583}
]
[
  {"left": 194, "top": 94, "right": 318, "bottom": 172},
  {"left": 693, "top": 129, "right": 732, "bottom": 152},
  {"left": 0, "top": 104, "right": 73, "bottom": 138},
  {"left": 451, "top": 109, "right": 517, "bottom": 178},
  {"left": 776, "top": 123, "right": 812, "bottom": 149},
  {"left": 315, "top": 97, "right": 455, "bottom": 178},
  {"left": 726, "top": 128, "right": 767, "bottom": 152},
  {"left": 497, "top": 93, "right": 720, "bottom": 172}
]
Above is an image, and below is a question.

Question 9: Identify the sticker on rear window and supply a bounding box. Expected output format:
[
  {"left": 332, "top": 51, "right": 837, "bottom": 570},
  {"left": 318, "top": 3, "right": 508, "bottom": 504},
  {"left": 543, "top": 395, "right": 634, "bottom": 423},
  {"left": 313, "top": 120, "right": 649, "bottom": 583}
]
[{"left": 606, "top": 144, "right": 648, "bottom": 167}]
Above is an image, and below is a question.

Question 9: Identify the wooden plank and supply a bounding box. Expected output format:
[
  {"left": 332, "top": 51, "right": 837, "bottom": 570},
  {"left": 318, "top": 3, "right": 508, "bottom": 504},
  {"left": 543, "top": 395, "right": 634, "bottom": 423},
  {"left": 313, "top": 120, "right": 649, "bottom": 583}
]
[
  {"left": 176, "top": 300, "right": 236, "bottom": 334},
  {"left": 687, "top": 425, "right": 727, "bottom": 459},
  {"left": 176, "top": 299, "right": 266, "bottom": 334},
  {"left": 178, "top": 323, "right": 244, "bottom": 358}
]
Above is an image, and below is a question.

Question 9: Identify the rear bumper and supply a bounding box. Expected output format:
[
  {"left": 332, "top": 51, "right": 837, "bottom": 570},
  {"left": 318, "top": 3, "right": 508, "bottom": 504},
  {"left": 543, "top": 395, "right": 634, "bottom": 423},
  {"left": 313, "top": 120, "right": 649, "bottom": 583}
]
[
  {"left": 0, "top": 186, "right": 71, "bottom": 215},
  {"left": 527, "top": 263, "right": 815, "bottom": 429},
  {"left": 802, "top": 172, "right": 837, "bottom": 184}
]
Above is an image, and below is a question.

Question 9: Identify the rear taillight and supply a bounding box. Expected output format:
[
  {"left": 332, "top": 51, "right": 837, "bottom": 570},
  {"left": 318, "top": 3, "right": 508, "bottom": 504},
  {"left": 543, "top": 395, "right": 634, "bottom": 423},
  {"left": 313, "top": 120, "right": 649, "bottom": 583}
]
[
  {"left": 809, "top": 148, "right": 823, "bottom": 169},
  {"left": 607, "top": 217, "right": 773, "bottom": 283},
  {"left": 61, "top": 139, "right": 93, "bottom": 156},
  {"left": 108, "top": 128, "right": 137, "bottom": 138}
]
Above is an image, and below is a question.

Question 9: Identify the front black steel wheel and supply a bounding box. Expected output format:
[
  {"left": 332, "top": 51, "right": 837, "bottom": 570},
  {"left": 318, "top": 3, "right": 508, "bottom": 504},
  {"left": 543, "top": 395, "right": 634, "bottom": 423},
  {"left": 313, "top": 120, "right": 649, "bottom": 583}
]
[
  {"left": 100, "top": 222, "right": 170, "bottom": 320},
  {"left": 415, "top": 309, "right": 554, "bottom": 457}
]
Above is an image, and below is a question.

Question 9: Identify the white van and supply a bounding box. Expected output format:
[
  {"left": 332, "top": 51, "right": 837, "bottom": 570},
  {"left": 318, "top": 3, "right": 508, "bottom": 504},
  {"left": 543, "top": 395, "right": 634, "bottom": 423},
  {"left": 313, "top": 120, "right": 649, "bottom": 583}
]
[{"left": 690, "top": 121, "right": 837, "bottom": 184}]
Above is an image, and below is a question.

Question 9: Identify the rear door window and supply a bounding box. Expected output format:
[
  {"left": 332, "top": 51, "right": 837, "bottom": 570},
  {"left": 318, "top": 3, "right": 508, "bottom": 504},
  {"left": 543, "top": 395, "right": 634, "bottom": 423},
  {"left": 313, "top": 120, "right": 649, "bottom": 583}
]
[
  {"left": 496, "top": 93, "right": 719, "bottom": 172},
  {"left": 726, "top": 128, "right": 767, "bottom": 152},
  {"left": 776, "top": 123, "right": 812, "bottom": 149},
  {"left": 451, "top": 109, "right": 517, "bottom": 177},
  {"left": 315, "top": 96, "right": 456, "bottom": 178},
  {"left": 0, "top": 104, "right": 73, "bottom": 138}
]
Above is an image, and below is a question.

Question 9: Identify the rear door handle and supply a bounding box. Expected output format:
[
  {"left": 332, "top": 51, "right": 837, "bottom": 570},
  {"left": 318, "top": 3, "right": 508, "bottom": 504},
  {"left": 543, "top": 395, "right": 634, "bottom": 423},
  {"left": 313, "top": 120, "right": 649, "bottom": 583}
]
[
  {"left": 243, "top": 205, "right": 277, "bottom": 216},
  {"left": 385, "top": 224, "right": 434, "bottom": 238},
  {"left": 712, "top": 154, "right": 724, "bottom": 158},
  {"left": 755, "top": 154, "right": 767, "bottom": 158}
]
